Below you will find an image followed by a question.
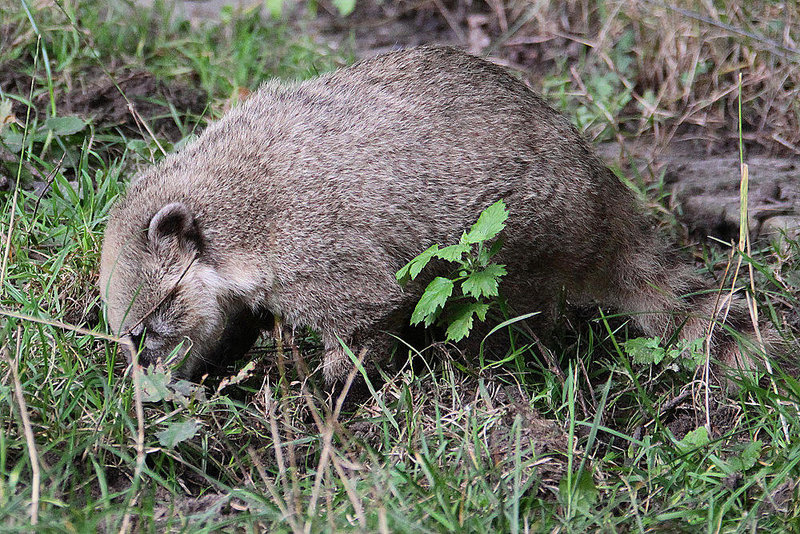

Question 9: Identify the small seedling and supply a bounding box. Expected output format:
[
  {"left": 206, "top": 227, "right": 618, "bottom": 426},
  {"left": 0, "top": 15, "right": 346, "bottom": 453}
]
[{"left": 396, "top": 200, "right": 509, "bottom": 342}]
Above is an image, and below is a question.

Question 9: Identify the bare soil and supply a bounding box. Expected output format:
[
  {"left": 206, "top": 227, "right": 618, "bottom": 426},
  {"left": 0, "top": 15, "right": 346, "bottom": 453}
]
[
  {"left": 663, "top": 150, "right": 800, "bottom": 242},
  {"left": 0, "top": 60, "right": 207, "bottom": 142},
  {"left": 595, "top": 141, "right": 800, "bottom": 243},
  {"left": 58, "top": 69, "right": 208, "bottom": 141}
]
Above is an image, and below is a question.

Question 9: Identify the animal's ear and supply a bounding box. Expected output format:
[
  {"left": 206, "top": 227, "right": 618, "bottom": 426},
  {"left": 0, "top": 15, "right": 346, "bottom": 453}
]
[{"left": 148, "top": 202, "right": 202, "bottom": 251}]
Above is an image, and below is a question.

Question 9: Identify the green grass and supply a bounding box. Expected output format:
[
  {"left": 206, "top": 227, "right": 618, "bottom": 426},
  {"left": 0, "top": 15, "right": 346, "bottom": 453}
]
[{"left": 1, "top": 0, "right": 799, "bottom": 532}]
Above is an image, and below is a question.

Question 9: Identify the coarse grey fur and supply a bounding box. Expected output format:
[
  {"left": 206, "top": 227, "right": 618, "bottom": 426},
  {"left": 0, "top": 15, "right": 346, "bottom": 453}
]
[{"left": 99, "top": 46, "right": 758, "bottom": 385}]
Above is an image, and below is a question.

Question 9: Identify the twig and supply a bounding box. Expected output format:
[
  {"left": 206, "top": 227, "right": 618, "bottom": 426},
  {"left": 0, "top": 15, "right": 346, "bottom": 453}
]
[
  {"left": 248, "top": 445, "right": 301, "bottom": 533},
  {"left": 126, "top": 101, "right": 167, "bottom": 158},
  {"left": 578, "top": 357, "right": 597, "bottom": 407},
  {"left": 523, "top": 324, "right": 591, "bottom": 418},
  {"left": 329, "top": 452, "right": 367, "bottom": 529},
  {"left": 483, "top": 5, "right": 539, "bottom": 57},
  {"left": 431, "top": 0, "right": 467, "bottom": 44},
  {"left": 118, "top": 341, "right": 146, "bottom": 534},
  {"left": 302, "top": 353, "right": 361, "bottom": 532},
  {"left": 123, "top": 255, "right": 197, "bottom": 337},
  {"left": 2, "top": 328, "right": 40, "bottom": 525},
  {"left": 632, "top": 389, "right": 692, "bottom": 441},
  {"left": 771, "top": 133, "right": 800, "bottom": 156},
  {"left": 642, "top": 0, "right": 800, "bottom": 60},
  {"left": 303, "top": 347, "right": 366, "bottom": 532},
  {"left": 739, "top": 163, "right": 791, "bottom": 443},
  {"left": 30, "top": 153, "right": 66, "bottom": 222},
  {"left": 272, "top": 318, "right": 301, "bottom": 519},
  {"left": 621, "top": 475, "right": 645, "bottom": 533},
  {"left": 0, "top": 308, "right": 122, "bottom": 343},
  {"left": 304, "top": 425, "right": 336, "bottom": 533},
  {"left": 264, "top": 380, "right": 293, "bottom": 521}
]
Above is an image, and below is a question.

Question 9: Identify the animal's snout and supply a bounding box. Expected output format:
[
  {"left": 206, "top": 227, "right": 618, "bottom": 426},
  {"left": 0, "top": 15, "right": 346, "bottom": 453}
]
[{"left": 123, "top": 331, "right": 160, "bottom": 368}]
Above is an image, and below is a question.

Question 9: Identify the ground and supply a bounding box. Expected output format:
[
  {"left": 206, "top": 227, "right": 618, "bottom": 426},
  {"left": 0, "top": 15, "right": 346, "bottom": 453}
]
[{"left": 0, "top": 0, "right": 799, "bottom": 531}]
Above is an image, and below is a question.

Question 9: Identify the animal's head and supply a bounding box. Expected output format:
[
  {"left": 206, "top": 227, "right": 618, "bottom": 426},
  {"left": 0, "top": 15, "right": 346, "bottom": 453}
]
[{"left": 100, "top": 201, "right": 261, "bottom": 379}]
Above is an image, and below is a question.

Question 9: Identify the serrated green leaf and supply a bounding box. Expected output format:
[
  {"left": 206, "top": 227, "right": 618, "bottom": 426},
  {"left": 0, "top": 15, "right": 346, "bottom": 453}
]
[
  {"left": 728, "top": 441, "right": 762, "bottom": 472},
  {"left": 0, "top": 129, "right": 23, "bottom": 152},
  {"left": 461, "top": 264, "right": 507, "bottom": 299},
  {"left": 139, "top": 369, "right": 172, "bottom": 402},
  {"left": 622, "top": 336, "right": 665, "bottom": 365},
  {"left": 43, "top": 116, "right": 87, "bottom": 136},
  {"left": 463, "top": 200, "right": 508, "bottom": 244},
  {"left": 170, "top": 379, "right": 206, "bottom": 405},
  {"left": 446, "top": 312, "right": 472, "bottom": 342},
  {"left": 676, "top": 426, "right": 709, "bottom": 453},
  {"left": 332, "top": 0, "right": 356, "bottom": 16},
  {"left": 487, "top": 238, "right": 504, "bottom": 258},
  {"left": 156, "top": 419, "right": 199, "bottom": 448},
  {"left": 445, "top": 302, "right": 491, "bottom": 342},
  {"left": 410, "top": 277, "right": 453, "bottom": 326},
  {"left": 435, "top": 243, "right": 470, "bottom": 262},
  {"left": 674, "top": 338, "right": 705, "bottom": 368},
  {"left": 477, "top": 237, "right": 505, "bottom": 265},
  {"left": 396, "top": 244, "right": 439, "bottom": 283},
  {"left": 473, "top": 303, "right": 489, "bottom": 321}
]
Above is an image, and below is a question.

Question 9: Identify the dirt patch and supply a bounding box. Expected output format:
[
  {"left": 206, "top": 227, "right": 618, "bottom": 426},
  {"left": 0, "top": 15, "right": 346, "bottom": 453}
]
[
  {"left": 56, "top": 68, "right": 208, "bottom": 142},
  {"left": 0, "top": 59, "right": 33, "bottom": 100},
  {"left": 346, "top": 364, "right": 571, "bottom": 496},
  {"left": 314, "top": 2, "right": 460, "bottom": 58},
  {"left": 486, "top": 385, "right": 569, "bottom": 491},
  {"left": 662, "top": 392, "right": 742, "bottom": 441},
  {"left": 595, "top": 141, "right": 800, "bottom": 244},
  {"left": 0, "top": 60, "right": 207, "bottom": 142},
  {"left": 664, "top": 153, "right": 800, "bottom": 243},
  {"left": 151, "top": 492, "right": 236, "bottom": 529}
]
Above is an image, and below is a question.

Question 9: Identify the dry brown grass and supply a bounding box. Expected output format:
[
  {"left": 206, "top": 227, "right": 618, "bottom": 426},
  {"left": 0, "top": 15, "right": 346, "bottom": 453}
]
[{"left": 343, "top": 0, "right": 800, "bottom": 154}]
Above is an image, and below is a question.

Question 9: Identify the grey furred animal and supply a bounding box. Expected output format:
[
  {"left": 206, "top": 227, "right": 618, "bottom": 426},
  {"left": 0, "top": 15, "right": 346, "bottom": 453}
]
[{"left": 99, "top": 46, "right": 757, "bottom": 385}]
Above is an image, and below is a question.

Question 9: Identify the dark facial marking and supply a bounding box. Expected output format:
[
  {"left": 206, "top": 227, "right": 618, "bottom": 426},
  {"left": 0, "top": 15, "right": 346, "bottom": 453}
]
[{"left": 183, "top": 306, "right": 275, "bottom": 379}]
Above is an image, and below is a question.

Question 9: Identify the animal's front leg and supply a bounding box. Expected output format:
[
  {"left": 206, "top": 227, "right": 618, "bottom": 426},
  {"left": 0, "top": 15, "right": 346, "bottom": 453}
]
[
  {"left": 320, "top": 329, "right": 398, "bottom": 407},
  {"left": 321, "top": 337, "right": 367, "bottom": 386}
]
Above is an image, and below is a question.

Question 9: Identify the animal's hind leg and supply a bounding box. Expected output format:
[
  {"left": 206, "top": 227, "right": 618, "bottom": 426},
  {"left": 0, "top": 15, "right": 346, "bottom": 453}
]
[{"left": 599, "top": 243, "right": 759, "bottom": 374}]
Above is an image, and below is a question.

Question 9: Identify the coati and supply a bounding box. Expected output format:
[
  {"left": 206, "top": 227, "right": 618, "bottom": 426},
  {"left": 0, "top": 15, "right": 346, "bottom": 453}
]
[{"left": 99, "top": 46, "right": 758, "bottom": 386}]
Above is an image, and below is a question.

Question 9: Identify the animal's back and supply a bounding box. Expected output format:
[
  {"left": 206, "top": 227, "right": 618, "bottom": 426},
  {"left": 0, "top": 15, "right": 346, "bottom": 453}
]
[{"left": 171, "top": 47, "right": 627, "bottom": 270}]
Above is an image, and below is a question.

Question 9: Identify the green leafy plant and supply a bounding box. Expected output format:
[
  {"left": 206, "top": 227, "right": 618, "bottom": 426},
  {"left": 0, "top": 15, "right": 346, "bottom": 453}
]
[
  {"left": 396, "top": 200, "right": 509, "bottom": 342},
  {"left": 622, "top": 336, "right": 704, "bottom": 370}
]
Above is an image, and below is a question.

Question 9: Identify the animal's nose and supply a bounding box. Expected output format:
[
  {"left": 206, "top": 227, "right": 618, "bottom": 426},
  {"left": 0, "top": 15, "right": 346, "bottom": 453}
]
[
  {"left": 129, "top": 331, "right": 144, "bottom": 351},
  {"left": 137, "top": 348, "right": 160, "bottom": 368},
  {"left": 124, "top": 332, "right": 159, "bottom": 368}
]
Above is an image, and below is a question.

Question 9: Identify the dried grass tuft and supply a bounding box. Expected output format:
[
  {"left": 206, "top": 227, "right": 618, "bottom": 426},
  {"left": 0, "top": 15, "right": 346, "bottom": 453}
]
[{"left": 352, "top": 0, "right": 800, "bottom": 153}]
